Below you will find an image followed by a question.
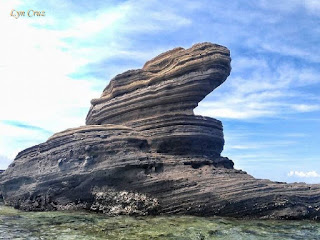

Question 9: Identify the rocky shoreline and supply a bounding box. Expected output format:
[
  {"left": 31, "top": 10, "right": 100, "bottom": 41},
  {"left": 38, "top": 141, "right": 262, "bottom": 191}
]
[{"left": 1, "top": 42, "right": 320, "bottom": 220}]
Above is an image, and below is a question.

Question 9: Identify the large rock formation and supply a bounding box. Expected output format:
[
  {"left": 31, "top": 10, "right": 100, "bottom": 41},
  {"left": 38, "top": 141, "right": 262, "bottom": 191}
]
[
  {"left": 86, "top": 43, "right": 231, "bottom": 159},
  {"left": 1, "top": 42, "right": 320, "bottom": 220}
]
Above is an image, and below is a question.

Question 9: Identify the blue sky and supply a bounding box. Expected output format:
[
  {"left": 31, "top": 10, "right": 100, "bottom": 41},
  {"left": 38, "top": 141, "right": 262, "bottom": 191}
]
[{"left": 0, "top": 0, "right": 319, "bottom": 183}]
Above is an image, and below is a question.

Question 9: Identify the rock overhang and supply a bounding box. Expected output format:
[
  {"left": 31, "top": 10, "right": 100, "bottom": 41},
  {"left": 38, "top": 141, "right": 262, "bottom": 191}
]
[{"left": 86, "top": 42, "right": 231, "bottom": 125}]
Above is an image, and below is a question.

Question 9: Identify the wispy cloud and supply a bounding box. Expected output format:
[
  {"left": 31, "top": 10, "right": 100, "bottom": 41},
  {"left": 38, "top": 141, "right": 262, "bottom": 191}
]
[
  {"left": 288, "top": 170, "right": 320, "bottom": 178},
  {"left": 290, "top": 104, "right": 320, "bottom": 112},
  {"left": 0, "top": 155, "right": 12, "bottom": 170},
  {"left": 195, "top": 58, "right": 320, "bottom": 120},
  {"left": 1, "top": 120, "right": 52, "bottom": 134},
  {"left": 258, "top": 0, "right": 320, "bottom": 16},
  {"left": 0, "top": 122, "right": 51, "bottom": 159},
  {"left": 228, "top": 140, "right": 297, "bottom": 150},
  {"left": 304, "top": 0, "right": 320, "bottom": 14}
]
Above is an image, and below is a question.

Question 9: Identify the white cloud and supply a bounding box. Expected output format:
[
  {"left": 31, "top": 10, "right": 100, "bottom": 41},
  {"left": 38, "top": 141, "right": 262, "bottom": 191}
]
[
  {"left": 230, "top": 145, "right": 254, "bottom": 150},
  {"left": 0, "top": 122, "right": 50, "bottom": 159},
  {"left": 261, "top": 43, "right": 320, "bottom": 63},
  {"left": 288, "top": 170, "right": 320, "bottom": 178},
  {"left": 0, "top": 0, "right": 195, "bottom": 166},
  {"left": 195, "top": 57, "right": 320, "bottom": 120},
  {"left": 290, "top": 104, "right": 320, "bottom": 112},
  {"left": 258, "top": 0, "right": 320, "bottom": 16},
  {"left": 258, "top": 0, "right": 301, "bottom": 12},
  {"left": 117, "top": 0, "right": 192, "bottom": 33},
  {"left": 304, "top": 0, "right": 320, "bottom": 14},
  {"left": 229, "top": 140, "right": 296, "bottom": 150},
  {"left": 0, "top": 1, "right": 101, "bottom": 125},
  {"left": 0, "top": 155, "right": 12, "bottom": 170},
  {"left": 0, "top": 1, "right": 103, "bottom": 161}
]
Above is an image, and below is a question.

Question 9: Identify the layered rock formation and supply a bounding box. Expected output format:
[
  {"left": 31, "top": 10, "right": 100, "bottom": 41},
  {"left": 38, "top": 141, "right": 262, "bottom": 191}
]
[
  {"left": 1, "top": 42, "right": 320, "bottom": 220},
  {"left": 86, "top": 43, "right": 230, "bottom": 125},
  {"left": 86, "top": 43, "right": 231, "bottom": 159}
]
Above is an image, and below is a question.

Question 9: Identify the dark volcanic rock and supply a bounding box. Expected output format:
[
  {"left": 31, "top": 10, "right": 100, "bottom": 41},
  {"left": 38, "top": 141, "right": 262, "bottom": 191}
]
[
  {"left": 86, "top": 42, "right": 231, "bottom": 125},
  {"left": 1, "top": 42, "right": 320, "bottom": 220},
  {"left": 86, "top": 43, "right": 230, "bottom": 159},
  {"left": 0, "top": 170, "right": 3, "bottom": 201}
]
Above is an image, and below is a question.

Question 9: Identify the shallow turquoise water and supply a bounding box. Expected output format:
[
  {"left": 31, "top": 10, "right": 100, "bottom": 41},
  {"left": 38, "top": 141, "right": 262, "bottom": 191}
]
[{"left": 1, "top": 203, "right": 320, "bottom": 240}]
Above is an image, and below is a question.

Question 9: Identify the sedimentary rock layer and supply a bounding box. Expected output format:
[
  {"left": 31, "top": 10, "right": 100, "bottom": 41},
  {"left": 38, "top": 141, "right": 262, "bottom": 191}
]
[
  {"left": 129, "top": 114, "right": 225, "bottom": 158},
  {"left": 85, "top": 42, "right": 229, "bottom": 159},
  {"left": 2, "top": 129, "right": 320, "bottom": 219},
  {"left": 1, "top": 125, "right": 158, "bottom": 213},
  {"left": 1, "top": 42, "right": 320, "bottom": 220},
  {"left": 86, "top": 42, "right": 231, "bottom": 125}
]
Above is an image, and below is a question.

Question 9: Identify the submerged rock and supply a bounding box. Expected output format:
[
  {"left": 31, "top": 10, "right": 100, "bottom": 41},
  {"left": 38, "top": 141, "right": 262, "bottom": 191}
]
[{"left": 1, "top": 42, "right": 320, "bottom": 220}]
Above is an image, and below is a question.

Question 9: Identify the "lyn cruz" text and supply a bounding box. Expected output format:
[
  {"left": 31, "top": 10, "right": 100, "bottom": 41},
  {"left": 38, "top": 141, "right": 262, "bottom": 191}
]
[{"left": 10, "top": 9, "right": 46, "bottom": 19}]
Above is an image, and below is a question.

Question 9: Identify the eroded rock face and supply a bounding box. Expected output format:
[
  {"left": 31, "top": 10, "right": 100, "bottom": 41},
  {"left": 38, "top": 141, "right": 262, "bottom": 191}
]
[
  {"left": 86, "top": 43, "right": 230, "bottom": 159},
  {"left": 1, "top": 42, "right": 320, "bottom": 220},
  {"left": 86, "top": 42, "right": 231, "bottom": 125}
]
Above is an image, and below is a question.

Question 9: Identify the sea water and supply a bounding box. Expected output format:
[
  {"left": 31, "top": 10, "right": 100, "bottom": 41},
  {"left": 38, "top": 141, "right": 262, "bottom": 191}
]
[{"left": 1, "top": 202, "right": 320, "bottom": 240}]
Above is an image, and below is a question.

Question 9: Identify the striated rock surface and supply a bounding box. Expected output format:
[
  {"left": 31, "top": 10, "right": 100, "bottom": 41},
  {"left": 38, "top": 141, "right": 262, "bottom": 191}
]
[
  {"left": 86, "top": 43, "right": 230, "bottom": 159},
  {"left": 1, "top": 42, "right": 320, "bottom": 220},
  {"left": 86, "top": 42, "right": 231, "bottom": 125}
]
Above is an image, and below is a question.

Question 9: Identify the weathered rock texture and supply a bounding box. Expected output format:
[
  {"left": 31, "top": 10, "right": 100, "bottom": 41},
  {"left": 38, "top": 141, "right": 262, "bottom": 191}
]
[
  {"left": 86, "top": 43, "right": 230, "bottom": 125},
  {"left": 1, "top": 42, "right": 320, "bottom": 220}
]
